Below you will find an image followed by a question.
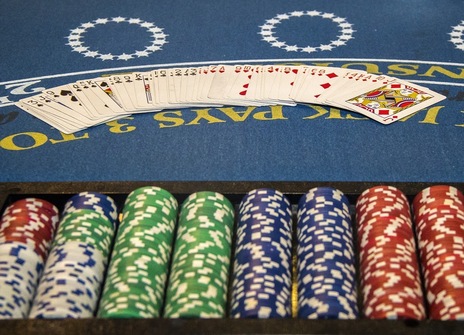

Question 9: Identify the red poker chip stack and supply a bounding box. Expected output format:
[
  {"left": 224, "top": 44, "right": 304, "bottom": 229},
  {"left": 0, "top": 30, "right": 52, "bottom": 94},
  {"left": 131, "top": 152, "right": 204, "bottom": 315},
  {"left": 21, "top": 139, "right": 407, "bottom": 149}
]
[
  {"left": 413, "top": 185, "right": 464, "bottom": 320},
  {"left": 0, "top": 198, "right": 60, "bottom": 261},
  {"left": 356, "top": 186, "right": 426, "bottom": 320},
  {"left": 0, "top": 198, "right": 60, "bottom": 318}
]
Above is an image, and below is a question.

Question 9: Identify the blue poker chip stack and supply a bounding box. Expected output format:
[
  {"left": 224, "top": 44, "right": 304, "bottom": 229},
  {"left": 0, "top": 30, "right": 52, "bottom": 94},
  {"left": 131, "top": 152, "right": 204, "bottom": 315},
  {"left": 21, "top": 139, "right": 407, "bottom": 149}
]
[
  {"left": 29, "top": 192, "right": 117, "bottom": 318},
  {"left": 230, "top": 188, "right": 293, "bottom": 318},
  {"left": 297, "top": 187, "right": 358, "bottom": 319},
  {"left": 62, "top": 192, "right": 119, "bottom": 227}
]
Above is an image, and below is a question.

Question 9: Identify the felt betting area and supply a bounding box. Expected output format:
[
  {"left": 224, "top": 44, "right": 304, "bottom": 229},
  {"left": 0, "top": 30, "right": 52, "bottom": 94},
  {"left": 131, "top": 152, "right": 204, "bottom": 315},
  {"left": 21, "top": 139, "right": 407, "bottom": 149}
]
[{"left": 0, "top": 0, "right": 463, "bottom": 183}]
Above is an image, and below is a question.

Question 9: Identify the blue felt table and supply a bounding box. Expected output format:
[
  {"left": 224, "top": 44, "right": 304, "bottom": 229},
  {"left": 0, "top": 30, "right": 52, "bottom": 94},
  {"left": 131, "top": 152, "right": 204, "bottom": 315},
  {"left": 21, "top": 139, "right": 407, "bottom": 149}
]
[{"left": 0, "top": 0, "right": 463, "bottom": 183}]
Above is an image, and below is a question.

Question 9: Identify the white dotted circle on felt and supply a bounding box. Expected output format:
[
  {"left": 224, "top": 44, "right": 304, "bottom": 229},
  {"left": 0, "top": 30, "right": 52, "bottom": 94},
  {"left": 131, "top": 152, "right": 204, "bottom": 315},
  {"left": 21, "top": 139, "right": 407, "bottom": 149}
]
[
  {"left": 449, "top": 20, "right": 464, "bottom": 51},
  {"left": 259, "top": 10, "right": 355, "bottom": 53},
  {"left": 66, "top": 17, "right": 168, "bottom": 61}
]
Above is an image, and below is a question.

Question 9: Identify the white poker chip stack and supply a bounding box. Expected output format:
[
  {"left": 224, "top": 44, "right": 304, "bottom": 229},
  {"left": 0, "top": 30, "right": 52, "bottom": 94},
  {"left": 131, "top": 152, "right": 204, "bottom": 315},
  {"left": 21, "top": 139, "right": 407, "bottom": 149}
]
[{"left": 29, "top": 192, "right": 117, "bottom": 318}]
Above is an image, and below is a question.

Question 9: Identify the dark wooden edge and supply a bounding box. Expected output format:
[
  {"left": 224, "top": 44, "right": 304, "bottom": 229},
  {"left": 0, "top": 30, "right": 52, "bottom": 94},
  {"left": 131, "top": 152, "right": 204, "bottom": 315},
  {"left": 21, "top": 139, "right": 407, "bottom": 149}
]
[
  {"left": 1, "top": 318, "right": 464, "bottom": 335},
  {"left": 0, "top": 181, "right": 464, "bottom": 335},
  {"left": 1, "top": 180, "right": 462, "bottom": 207}
]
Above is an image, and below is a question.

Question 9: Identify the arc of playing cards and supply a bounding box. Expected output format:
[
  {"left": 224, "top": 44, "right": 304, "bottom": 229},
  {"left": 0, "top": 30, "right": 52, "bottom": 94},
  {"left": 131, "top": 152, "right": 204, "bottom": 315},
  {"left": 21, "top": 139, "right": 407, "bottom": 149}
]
[{"left": 16, "top": 64, "right": 446, "bottom": 134}]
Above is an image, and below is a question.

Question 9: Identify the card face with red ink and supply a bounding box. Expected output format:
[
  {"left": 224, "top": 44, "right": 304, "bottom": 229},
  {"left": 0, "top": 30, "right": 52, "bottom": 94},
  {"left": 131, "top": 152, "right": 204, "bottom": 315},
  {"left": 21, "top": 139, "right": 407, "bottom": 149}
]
[
  {"left": 290, "top": 66, "right": 361, "bottom": 104},
  {"left": 16, "top": 64, "right": 447, "bottom": 133},
  {"left": 331, "top": 82, "right": 446, "bottom": 124}
]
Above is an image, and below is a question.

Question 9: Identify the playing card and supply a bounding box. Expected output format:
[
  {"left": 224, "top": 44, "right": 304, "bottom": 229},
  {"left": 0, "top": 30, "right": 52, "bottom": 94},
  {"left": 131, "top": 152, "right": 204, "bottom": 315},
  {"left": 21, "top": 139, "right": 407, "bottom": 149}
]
[
  {"left": 207, "top": 65, "right": 240, "bottom": 103},
  {"left": 196, "top": 66, "right": 222, "bottom": 106},
  {"left": 271, "top": 65, "right": 299, "bottom": 105},
  {"left": 131, "top": 72, "right": 154, "bottom": 108},
  {"left": 14, "top": 63, "right": 448, "bottom": 133},
  {"left": 21, "top": 88, "right": 130, "bottom": 131},
  {"left": 261, "top": 65, "right": 280, "bottom": 103},
  {"left": 144, "top": 68, "right": 187, "bottom": 109},
  {"left": 120, "top": 74, "right": 141, "bottom": 109},
  {"left": 195, "top": 66, "right": 209, "bottom": 102},
  {"left": 17, "top": 102, "right": 83, "bottom": 134},
  {"left": 179, "top": 67, "right": 194, "bottom": 103},
  {"left": 18, "top": 95, "right": 91, "bottom": 133},
  {"left": 76, "top": 79, "right": 127, "bottom": 115},
  {"left": 98, "top": 76, "right": 136, "bottom": 112},
  {"left": 151, "top": 69, "right": 169, "bottom": 105},
  {"left": 317, "top": 71, "right": 398, "bottom": 107},
  {"left": 244, "top": 65, "right": 265, "bottom": 103},
  {"left": 69, "top": 82, "right": 103, "bottom": 118},
  {"left": 42, "top": 85, "right": 95, "bottom": 120},
  {"left": 291, "top": 66, "right": 361, "bottom": 104},
  {"left": 192, "top": 66, "right": 204, "bottom": 102},
  {"left": 166, "top": 68, "right": 183, "bottom": 104},
  {"left": 288, "top": 65, "right": 311, "bottom": 100},
  {"left": 42, "top": 84, "right": 129, "bottom": 128},
  {"left": 333, "top": 82, "right": 446, "bottom": 124},
  {"left": 91, "top": 79, "right": 124, "bottom": 110},
  {"left": 227, "top": 65, "right": 265, "bottom": 106},
  {"left": 249, "top": 65, "right": 277, "bottom": 105}
]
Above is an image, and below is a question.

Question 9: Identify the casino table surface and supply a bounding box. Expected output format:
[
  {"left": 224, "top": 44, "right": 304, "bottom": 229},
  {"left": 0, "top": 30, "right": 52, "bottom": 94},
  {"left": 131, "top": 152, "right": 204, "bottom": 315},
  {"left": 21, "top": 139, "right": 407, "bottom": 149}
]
[{"left": 0, "top": 0, "right": 463, "bottom": 184}]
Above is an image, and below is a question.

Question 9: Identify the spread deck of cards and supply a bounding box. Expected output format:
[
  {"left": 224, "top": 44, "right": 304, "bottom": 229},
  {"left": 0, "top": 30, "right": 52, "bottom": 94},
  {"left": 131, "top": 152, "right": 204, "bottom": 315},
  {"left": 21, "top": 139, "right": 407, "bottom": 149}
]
[{"left": 16, "top": 64, "right": 446, "bottom": 134}]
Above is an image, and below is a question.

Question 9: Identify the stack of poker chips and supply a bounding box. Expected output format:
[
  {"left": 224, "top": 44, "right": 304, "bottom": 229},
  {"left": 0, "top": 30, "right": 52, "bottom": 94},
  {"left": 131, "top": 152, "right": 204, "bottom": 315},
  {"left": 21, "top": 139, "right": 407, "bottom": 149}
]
[
  {"left": 0, "top": 198, "right": 59, "bottom": 318},
  {"left": 297, "top": 187, "right": 358, "bottom": 319},
  {"left": 29, "top": 192, "right": 118, "bottom": 318},
  {"left": 163, "top": 191, "right": 234, "bottom": 318},
  {"left": 413, "top": 185, "right": 464, "bottom": 320},
  {"left": 230, "top": 188, "right": 293, "bottom": 318},
  {"left": 98, "top": 186, "right": 178, "bottom": 318},
  {"left": 356, "top": 186, "right": 425, "bottom": 320}
]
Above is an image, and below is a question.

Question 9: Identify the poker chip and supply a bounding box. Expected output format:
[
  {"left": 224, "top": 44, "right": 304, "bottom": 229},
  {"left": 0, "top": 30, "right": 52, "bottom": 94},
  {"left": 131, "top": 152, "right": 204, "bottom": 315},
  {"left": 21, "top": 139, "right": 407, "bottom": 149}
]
[
  {"left": 297, "top": 187, "right": 358, "bottom": 319},
  {"left": 413, "top": 185, "right": 464, "bottom": 320},
  {"left": 230, "top": 188, "right": 292, "bottom": 318},
  {"left": 29, "top": 192, "right": 117, "bottom": 319},
  {"left": 6, "top": 185, "right": 464, "bottom": 321},
  {"left": 163, "top": 191, "right": 234, "bottom": 318},
  {"left": 356, "top": 186, "right": 425, "bottom": 320},
  {"left": 0, "top": 198, "right": 59, "bottom": 319},
  {"left": 62, "top": 192, "right": 118, "bottom": 226},
  {"left": 97, "top": 186, "right": 178, "bottom": 318}
]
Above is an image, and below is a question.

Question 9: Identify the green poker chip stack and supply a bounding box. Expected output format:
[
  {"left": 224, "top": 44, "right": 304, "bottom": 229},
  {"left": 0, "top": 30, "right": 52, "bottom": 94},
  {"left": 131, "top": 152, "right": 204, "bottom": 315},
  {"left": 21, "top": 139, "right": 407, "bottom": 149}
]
[
  {"left": 53, "top": 209, "right": 115, "bottom": 256},
  {"left": 97, "top": 186, "right": 178, "bottom": 318},
  {"left": 163, "top": 191, "right": 234, "bottom": 318}
]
